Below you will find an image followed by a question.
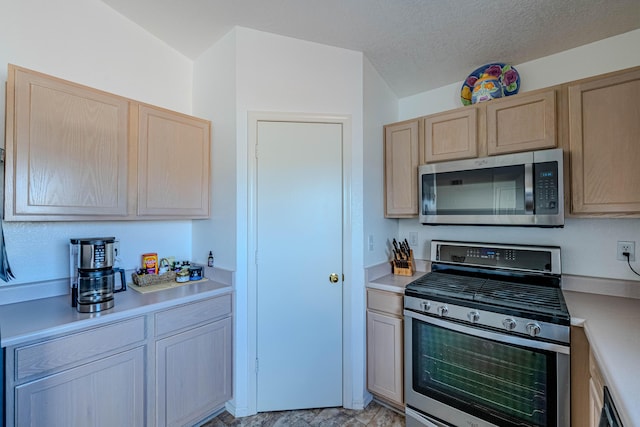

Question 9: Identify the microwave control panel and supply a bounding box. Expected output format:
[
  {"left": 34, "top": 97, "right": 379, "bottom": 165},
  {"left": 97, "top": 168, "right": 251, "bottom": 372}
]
[{"left": 534, "top": 162, "right": 559, "bottom": 214}]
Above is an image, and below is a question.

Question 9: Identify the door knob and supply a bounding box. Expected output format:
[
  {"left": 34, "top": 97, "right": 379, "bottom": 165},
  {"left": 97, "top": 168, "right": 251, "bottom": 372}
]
[{"left": 329, "top": 273, "right": 339, "bottom": 284}]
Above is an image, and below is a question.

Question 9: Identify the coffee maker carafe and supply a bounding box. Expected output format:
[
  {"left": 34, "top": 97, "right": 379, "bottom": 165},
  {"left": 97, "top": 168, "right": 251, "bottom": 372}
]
[{"left": 69, "top": 237, "right": 126, "bottom": 313}]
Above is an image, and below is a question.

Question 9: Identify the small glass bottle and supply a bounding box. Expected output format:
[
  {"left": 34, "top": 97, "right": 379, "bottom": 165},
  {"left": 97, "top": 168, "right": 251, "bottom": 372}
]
[{"left": 208, "top": 251, "right": 214, "bottom": 268}]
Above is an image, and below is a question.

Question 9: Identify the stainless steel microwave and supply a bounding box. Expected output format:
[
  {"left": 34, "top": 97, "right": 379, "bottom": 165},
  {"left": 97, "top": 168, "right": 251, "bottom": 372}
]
[{"left": 419, "top": 148, "right": 564, "bottom": 227}]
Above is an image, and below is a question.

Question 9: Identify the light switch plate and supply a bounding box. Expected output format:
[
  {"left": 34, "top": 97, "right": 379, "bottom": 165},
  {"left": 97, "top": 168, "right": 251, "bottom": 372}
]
[{"left": 409, "top": 232, "right": 418, "bottom": 246}]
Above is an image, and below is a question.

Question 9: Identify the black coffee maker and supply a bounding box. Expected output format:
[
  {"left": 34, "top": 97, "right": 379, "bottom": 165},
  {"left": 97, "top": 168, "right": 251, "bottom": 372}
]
[{"left": 69, "top": 237, "right": 126, "bottom": 313}]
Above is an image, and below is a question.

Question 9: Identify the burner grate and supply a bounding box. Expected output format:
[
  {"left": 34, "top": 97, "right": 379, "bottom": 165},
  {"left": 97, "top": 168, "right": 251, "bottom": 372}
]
[
  {"left": 409, "top": 272, "right": 483, "bottom": 301},
  {"left": 476, "top": 279, "right": 566, "bottom": 316},
  {"left": 407, "top": 272, "right": 568, "bottom": 318}
]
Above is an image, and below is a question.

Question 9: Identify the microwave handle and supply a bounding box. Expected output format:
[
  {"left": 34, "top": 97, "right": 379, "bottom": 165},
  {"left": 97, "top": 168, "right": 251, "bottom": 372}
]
[{"left": 524, "top": 163, "right": 534, "bottom": 214}]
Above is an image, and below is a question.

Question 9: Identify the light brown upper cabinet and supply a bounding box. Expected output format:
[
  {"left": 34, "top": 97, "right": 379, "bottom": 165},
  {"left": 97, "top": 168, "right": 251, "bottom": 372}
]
[
  {"left": 137, "top": 105, "right": 210, "bottom": 218},
  {"left": 486, "top": 88, "right": 557, "bottom": 155},
  {"left": 567, "top": 67, "right": 640, "bottom": 216},
  {"left": 4, "top": 65, "right": 211, "bottom": 221},
  {"left": 384, "top": 119, "right": 420, "bottom": 218},
  {"left": 422, "top": 108, "right": 478, "bottom": 163},
  {"left": 5, "top": 65, "right": 130, "bottom": 220},
  {"left": 420, "top": 88, "right": 558, "bottom": 164}
]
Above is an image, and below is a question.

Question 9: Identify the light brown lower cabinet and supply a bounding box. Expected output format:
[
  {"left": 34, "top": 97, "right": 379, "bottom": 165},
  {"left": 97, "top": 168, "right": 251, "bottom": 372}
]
[
  {"left": 155, "top": 297, "right": 233, "bottom": 427},
  {"left": 4, "top": 293, "right": 232, "bottom": 427},
  {"left": 571, "top": 325, "right": 606, "bottom": 427},
  {"left": 366, "top": 289, "right": 404, "bottom": 409},
  {"left": 15, "top": 347, "right": 145, "bottom": 426}
]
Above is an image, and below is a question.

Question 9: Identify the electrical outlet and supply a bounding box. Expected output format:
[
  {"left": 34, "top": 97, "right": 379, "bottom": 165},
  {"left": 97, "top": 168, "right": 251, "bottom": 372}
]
[
  {"left": 616, "top": 241, "right": 635, "bottom": 262},
  {"left": 409, "top": 232, "right": 418, "bottom": 247},
  {"left": 368, "top": 235, "right": 374, "bottom": 251}
]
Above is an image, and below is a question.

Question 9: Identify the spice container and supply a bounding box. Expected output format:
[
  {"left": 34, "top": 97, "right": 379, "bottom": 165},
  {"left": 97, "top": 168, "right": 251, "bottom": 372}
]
[
  {"left": 189, "top": 265, "right": 203, "bottom": 281},
  {"left": 175, "top": 270, "right": 190, "bottom": 283}
]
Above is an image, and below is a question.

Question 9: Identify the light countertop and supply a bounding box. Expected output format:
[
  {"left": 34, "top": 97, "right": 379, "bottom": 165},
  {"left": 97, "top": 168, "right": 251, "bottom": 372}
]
[
  {"left": 365, "top": 260, "right": 429, "bottom": 294},
  {"left": 367, "top": 272, "right": 427, "bottom": 294},
  {"left": 0, "top": 279, "right": 233, "bottom": 348},
  {"left": 564, "top": 290, "right": 640, "bottom": 427}
]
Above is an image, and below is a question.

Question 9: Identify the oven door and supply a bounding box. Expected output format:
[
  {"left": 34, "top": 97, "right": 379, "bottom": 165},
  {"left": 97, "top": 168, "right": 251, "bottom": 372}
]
[{"left": 404, "top": 309, "right": 570, "bottom": 427}]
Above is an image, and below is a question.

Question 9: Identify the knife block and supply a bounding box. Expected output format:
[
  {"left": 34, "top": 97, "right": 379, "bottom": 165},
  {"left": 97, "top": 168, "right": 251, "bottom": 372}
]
[{"left": 392, "top": 249, "right": 415, "bottom": 276}]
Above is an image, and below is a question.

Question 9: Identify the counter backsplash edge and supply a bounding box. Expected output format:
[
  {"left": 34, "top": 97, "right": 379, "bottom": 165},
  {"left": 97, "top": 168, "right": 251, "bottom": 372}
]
[
  {"left": 562, "top": 273, "right": 640, "bottom": 299},
  {"left": 0, "top": 265, "right": 235, "bottom": 306},
  {"left": 365, "top": 260, "right": 640, "bottom": 300}
]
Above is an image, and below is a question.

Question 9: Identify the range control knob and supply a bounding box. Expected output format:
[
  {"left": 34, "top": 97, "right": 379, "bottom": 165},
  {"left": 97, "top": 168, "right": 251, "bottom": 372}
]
[
  {"left": 467, "top": 311, "right": 480, "bottom": 323},
  {"left": 437, "top": 305, "right": 449, "bottom": 317},
  {"left": 502, "top": 318, "right": 517, "bottom": 331},
  {"left": 420, "top": 301, "right": 431, "bottom": 312},
  {"left": 526, "top": 322, "right": 542, "bottom": 337}
]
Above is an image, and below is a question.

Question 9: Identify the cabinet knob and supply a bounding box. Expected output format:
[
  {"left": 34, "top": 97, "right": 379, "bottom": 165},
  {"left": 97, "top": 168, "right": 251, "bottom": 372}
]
[{"left": 329, "top": 273, "right": 339, "bottom": 284}]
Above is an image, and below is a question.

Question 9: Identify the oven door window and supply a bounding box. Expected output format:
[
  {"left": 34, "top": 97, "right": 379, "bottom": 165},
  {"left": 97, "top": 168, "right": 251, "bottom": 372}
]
[
  {"left": 412, "top": 319, "right": 556, "bottom": 427},
  {"left": 422, "top": 165, "right": 526, "bottom": 216}
]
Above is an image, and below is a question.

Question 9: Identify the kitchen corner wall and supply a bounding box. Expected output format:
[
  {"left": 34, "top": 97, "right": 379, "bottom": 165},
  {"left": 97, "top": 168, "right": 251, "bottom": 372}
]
[
  {"left": 363, "top": 58, "right": 400, "bottom": 268},
  {"left": 0, "top": 0, "right": 196, "bottom": 286},
  {"left": 192, "top": 27, "right": 366, "bottom": 416},
  {"left": 396, "top": 30, "right": 640, "bottom": 282}
]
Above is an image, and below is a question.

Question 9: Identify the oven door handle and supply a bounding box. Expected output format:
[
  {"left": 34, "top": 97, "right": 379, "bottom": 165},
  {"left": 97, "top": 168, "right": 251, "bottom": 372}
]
[{"left": 404, "top": 309, "right": 570, "bottom": 355}]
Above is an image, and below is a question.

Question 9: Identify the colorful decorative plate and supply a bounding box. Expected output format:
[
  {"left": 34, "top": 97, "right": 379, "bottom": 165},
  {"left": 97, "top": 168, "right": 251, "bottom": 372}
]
[{"left": 460, "top": 63, "right": 520, "bottom": 106}]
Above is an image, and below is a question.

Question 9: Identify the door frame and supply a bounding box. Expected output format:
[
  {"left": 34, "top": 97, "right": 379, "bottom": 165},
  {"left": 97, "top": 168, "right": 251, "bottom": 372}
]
[{"left": 247, "top": 111, "right": 353, "bottom": 414}]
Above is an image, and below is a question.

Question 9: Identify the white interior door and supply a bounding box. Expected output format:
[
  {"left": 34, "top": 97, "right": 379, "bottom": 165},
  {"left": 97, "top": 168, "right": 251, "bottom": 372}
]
[{"left": 256, "top": 120, "right": 343, "bottom": 411}]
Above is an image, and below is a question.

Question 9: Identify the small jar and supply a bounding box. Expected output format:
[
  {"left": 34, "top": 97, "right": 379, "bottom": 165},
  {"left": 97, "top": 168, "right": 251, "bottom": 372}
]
[
  {"left": 176, "top": 270, "right": 190, "bottom": 283},
  {"left": 189, "top": 265, "right": 203, "bottom": 281}
]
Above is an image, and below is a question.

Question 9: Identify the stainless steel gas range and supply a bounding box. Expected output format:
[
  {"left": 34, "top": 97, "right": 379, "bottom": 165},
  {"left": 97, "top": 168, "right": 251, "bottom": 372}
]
[{"left": 404, "top": 241, "right": 571, "bottom": 427}]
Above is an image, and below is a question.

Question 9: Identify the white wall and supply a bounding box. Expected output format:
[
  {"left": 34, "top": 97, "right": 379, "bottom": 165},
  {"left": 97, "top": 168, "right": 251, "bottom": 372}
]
[
  {"left": 0, "top": 0, "right": 195, "bottom": 291},
  {"left": 193, "top": 26, "right": 366, "bottom": 416},
  {"left": 192, "top": 30, "right": 238, "bottom": 269},
  {"left": 363, "top": 58, "right": 399, "bottom": 267},
  {"left": 396, "top": 30, "right": 640, "bottom": 282},
  {"left": 236, "top": 26, "right": 366, "bottom": 413}
]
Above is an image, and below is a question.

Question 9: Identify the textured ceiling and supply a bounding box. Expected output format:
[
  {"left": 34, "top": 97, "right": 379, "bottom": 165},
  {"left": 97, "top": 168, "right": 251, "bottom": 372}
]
[{"left": 101, "top": 0, "right": 640, "bottom": 98}]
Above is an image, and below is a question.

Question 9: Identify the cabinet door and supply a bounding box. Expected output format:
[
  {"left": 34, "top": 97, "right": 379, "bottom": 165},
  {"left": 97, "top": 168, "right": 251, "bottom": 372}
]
[
  {"left": 137, "top": 104, "right": 211, "bottom": 217},
  {"left": 366, "top": 310, "right": 403, "bottom": 406},
  {"left": 568, "top": 68, "right": 640, "bottom": 215},
  {"left": 588, "top": 378, "right": 603, "bottom": 427},
  {"left": 422, "top": 107, "right": 478, "bottom": 163},
  {"left": 15, "top": 347, "right": 144, "bottom": 427},
  {"left": 570, "top": 326, "right": 590, "bottom": 427},
  {"left": 156, "top": 317, "right": 232, "bottom": 427},
  {"left": 384, "top": 120, "right": 419, "bottom": 217},
  {"left": 487, "top": 89, "right": 557, "bottom": 155},
  {"left": 5, "top": 65, "right": 129, "bottom": 220}
]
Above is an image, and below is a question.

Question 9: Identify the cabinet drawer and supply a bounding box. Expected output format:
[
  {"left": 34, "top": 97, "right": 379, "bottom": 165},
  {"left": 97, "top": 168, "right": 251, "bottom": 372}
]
[
  {"left": 367, "top": 289, "right": 403, "bottom": 316},
  {"left": 155, "top": 293, "right": 232, "bottom": 337},
  {"left": 15, "top": 316, "right": 145, "bottom": 381}
]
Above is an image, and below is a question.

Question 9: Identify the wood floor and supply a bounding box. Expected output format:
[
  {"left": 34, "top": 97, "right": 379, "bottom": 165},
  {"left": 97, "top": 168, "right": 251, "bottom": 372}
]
[{"left": 201, "top": 401, "right": 405, "bottom": 427}]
